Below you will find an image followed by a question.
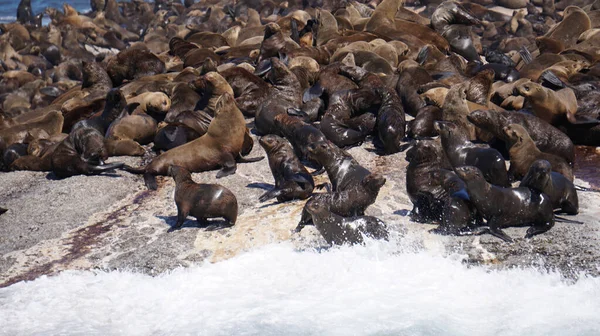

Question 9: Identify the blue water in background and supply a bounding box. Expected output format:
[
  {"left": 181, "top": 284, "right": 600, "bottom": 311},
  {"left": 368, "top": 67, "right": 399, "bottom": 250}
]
[{"left": 0, "top": 0, "right": 91, "bottom": 23}]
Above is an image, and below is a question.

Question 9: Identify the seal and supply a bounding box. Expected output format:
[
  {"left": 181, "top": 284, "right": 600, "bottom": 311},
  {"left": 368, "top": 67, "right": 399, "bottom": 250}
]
[
  {"left": 1, "top": 143, "right": 28, "bottom": 170},
  {"left": 435, "top": 121, "right": 509, "bottom": 187},
  {"left": 273, "top": 113, "right": 327, "bottom": 163},
  {"left": 295, "top": 172, "right": 387, "bottom": 232},
  {"left": 442, "top": 83, "right": 477, "bottom": 141},
  {"left": 515, "top": 81, "right": 579, "bottom": 125},
  {"left": 258, "top": 134, "right": 314, "bottom": 202},
  {"left": 106, "top": 48, "right": 166, "bottom": 86},
  {"left": 520, "top": 160, "right": 579, "bottom": 215},
  {"left": 303, "top": 197, "right": 389, "bottom": 246},
  {"left": 407, "top": 105, "right": 442, "bottom": 139},
  {"left": 220, "top": 66, "right": 269, "bottom": 117},
  {"left": 405, "top": 139, "right": 452, "bottom": 223},
  {"left": 503, "top": 124, "right": 574, "bottom": 181},
  {"left": 105, "top": 111, "right": 157, "bottom": 156},
  {"left": 431, "top": 1, "right": 482, "bottom": 63},
  {"left": 168, "top": 165, "right": 237, "bottom": 232},
  {"left": 467, "top": 109, "right": 575, "bottom": 164},
  {"left": 376, "top": 87, "right": 406, "bottom": 154},
  {"left": 254, "top": 58, "right": 302, "bottom": 135},
  {"left": 429, "top": 168, "right": 482, "bottom": 235},
  {"left": 455, "top": 166, "right": 555, "bottom": 242},
  {"left": 51, "top": 125, "right": 124, "bottom": 178},
  {"left": 125, "top": 93, "right": 263, "bottom": 190},
  {"left": 0, "top": 110, "right": 64, "bottom": 150}
]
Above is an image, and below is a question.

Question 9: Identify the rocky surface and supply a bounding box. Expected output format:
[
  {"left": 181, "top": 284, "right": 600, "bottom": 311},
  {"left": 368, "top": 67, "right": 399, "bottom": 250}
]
[{"left": 1, "top": 133, "right": 599, "bottom": 287}]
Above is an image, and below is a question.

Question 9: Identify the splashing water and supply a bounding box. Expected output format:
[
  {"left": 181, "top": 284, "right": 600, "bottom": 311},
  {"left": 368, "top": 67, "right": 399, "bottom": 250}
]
[{"left": 1, "top": 240, "right": 599, "bottom": 335}]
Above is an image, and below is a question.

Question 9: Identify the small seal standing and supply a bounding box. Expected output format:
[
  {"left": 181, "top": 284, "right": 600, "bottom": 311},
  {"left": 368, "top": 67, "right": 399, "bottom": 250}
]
[
  {"left": 520, "top": 160, "right": 579, "bottom": 215},
  {"left": 455, "top": 166, "right": 555, "bottom": 242},
  {"left": 169, "top": 165, "right": 238, "bottom": 232},
  {"left": 258, "top": 134, "right": 314, "bottom": 203},
  {"left": 304, "top": 197, "right": 389, "bottom": 246}
]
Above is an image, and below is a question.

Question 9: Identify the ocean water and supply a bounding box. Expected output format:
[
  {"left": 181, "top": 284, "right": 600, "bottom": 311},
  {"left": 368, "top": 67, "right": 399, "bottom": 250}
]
[
  {"left": 1, "top": 241, "right": 599, "bottom": 335},
  {"left": 0, "top": 0, "right": 91, "bottom": 23}
]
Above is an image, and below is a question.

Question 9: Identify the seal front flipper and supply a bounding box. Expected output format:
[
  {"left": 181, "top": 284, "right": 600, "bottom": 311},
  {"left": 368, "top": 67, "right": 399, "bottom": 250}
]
[
  {"left": 519, "top": 46, "right": 533, "bottom": 64},
  {"left": 259, "top": 188, "right": 283, "bottom": 202},
  {"left": 287, "top": 107, "right": 309, "bottom": 119},
  {"left": 574, "top": 185, "right": 600, "bottom": 192},
  {"left": 416, "top": 46, "right": 429, "bottom": 65},
  {"left": 554, "top": 216, "right": 583, "bottom": 224},
  {"left": 254, "top": 59, "right": 272, "bottom": 76},
  {"left": 0, "top": 207, "right": 7, "bottom": 215},
  {"left": 303, "top": 83, "right": 324, "bottom": 103},
  {"left": 217, "top": 153, "right": 237, "bottom": 178},
  {"left": 169, "top": 206, "right": 190, "bottom": 232},
  {"left": 236, "top": 155, "right": 264, "bottom": 163},
  {"left": 540, "top": 70, "right": 566, "bottom": 89}
]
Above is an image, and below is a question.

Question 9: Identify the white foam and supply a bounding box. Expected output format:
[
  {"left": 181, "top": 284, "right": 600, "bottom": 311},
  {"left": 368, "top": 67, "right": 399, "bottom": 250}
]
[{"left": 1, "top": 241, "right": 599, "bottom": 335}]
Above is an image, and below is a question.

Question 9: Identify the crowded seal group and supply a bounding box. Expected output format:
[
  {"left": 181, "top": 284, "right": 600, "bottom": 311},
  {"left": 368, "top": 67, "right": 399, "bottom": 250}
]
[{"left": 1, "top": 0, "right": 599, "bottom": 244}]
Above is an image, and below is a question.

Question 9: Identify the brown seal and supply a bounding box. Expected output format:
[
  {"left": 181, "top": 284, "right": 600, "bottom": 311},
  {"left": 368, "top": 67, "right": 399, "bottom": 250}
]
[
  {"left": 442, "top": 83, "right": 477, "bottom": 141},
  {"left": 455, "top": 166, "right": 555, "bottom": 242},
  {"left": 106, "top": 48, "right": 166, "bottom": 86},
  {"left": 515, "top": 81, "right": 578, "bottom": 125},
  {"left": 407, "top": 105, "right": 442, "bottom": 139},
  {"left": 435, "top": 121, "right": 509, "bottom": 187},
  {"left": 405, "top": 139, "right": 452, "bottom": 223},
  {"left": 125, "top": 93, "right": 263, "bottom": 190},
  {"left": 520, "top": 160, "right": 578, "bottom": 215},
  {"left": 127, "top": 92, "right": 171, "bottom": 115},
  {"left": 168, "top": 165, "right": 237, "bottom": 232},
  {"left": 503, "top": 124, "right": 574, "bottom": 181},
  {"left": 0, "top": 111, "right": 63, "bottom": 151},
  {"left": 258, "top": 134, "right": 314, "bottom": 202},
  {"left": 544, "top": 6, "right": 591, "bottom": 49},
  {"left": 220, "top": 66, "right": 270, "bottom": 117},
  {"left": 303, "top": 197, "right": 389, "bottom": 246},
  {"left": 105, "top": 111, "right": 157, "bottom": 156},
  {"left": 467, "top": 109, "right": 575, "bottom": 164}
]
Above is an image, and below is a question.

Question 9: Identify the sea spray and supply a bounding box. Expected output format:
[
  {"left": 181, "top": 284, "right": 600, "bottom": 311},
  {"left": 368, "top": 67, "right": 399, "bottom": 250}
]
[{"left": 1, "top": 240, "right": 599, "bottom": 336}]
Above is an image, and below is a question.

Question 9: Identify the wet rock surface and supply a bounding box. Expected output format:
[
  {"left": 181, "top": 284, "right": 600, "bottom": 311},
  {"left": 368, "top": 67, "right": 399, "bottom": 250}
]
[{"left": 1, "top": 136, "right": 599, "bottom": 287}]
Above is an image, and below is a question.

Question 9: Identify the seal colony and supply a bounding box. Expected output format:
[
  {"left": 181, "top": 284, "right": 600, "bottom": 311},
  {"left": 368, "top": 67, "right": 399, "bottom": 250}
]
[{"left": 1, "top": 0, "right": 599, "bottom": 245}]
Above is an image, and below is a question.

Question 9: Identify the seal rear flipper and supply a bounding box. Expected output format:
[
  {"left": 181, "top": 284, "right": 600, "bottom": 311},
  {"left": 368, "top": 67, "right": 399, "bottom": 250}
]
[
  {"left": 303, "top": 83, "right": 324, "bottom": 103},
  {"left": 570, "top": 114, "right": 600, "bottom": 126},
  {"left": 474, "top": 226, "right": 514, "bottom": 243},
  {"left": 287, "top": 107, "right": 309, "bottom": 119},
  {"left": 416, "top": 45, "right": 430, "bottom": 65},
  {"left": 311, "top": 167, "right": 325, "bottom": 176},
  {"left": 259, "top": 189, "right": 282, "bottom": 202},
  {"left": 87, "top": 162, "right": 125, "bottom": 173},
  {"left": 574, "top": 185, "right": 600, "bottom": 192},
  {"left": 554, "top": 216, "right": 583, "bottom": 224}
]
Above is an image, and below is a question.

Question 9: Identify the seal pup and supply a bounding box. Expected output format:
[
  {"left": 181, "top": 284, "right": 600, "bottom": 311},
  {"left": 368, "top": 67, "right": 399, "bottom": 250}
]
[
  {"left": 455, "top": 166, "right": 555, "bottom": 242},
  {"left": 125, "top": 93, "right": 263, "bottom": 190},
  {"left": 515, "top": 81, "right": 579, "bottom": 125},
  {"left": 429, "top": 168, "right": 482, "bottom": 235},
  {"left": 376, "top": 87, "right": 406, "bottom": 154},
  {"left": 520, "top": 160, "right": 579, "bottom": 215},
  {"left": 169, "top": 165, "right": 237, "bottom": 232},
  {"left": 304, "top": 197, "right": 389, "bottom": 246},
  {"left": 503, "top": 124, "right": 574, "bottom": 181},
  {"left": 431, "top": 1, "right": 482, "bottom": 63},
  {"left": 51, "top": 125, "right": 123, "bottom": 178},
  {"left": 255, "top": 58, "right": 302, "bottom": 135},
  {"left": 435, "top": 121, "right": 509, "bottom": 187},
  {"left": 405, "top": 139, "right": 452, "bottom": 223},
  {"left": 273, "top": 113, "right": 327, "bottom": 163},
  {"left": 467, "top": 109, "right": 575, "bottom": 164},
  {"left": 259, "top": 134, "right": 314, "bottom": 202}
]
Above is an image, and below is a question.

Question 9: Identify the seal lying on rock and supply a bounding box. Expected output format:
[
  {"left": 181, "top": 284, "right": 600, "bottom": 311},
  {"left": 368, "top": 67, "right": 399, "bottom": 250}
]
[
  {"left": 503, "top": 124, "right": 573, "bottom": 181},
  {"left": 520, "top": 160, "right": 579, "bottom": 215},
  {"left": 259, "top": 134, "right": 314, "bottom": 202},
  {"left": 455, "top": 165, "right": 555, "bottom": 243},
  {"left": 168, "top": 165, "right": 237, "bottom": 232},
  {"left": 304, "top": 197, "right": 389, "bottom": 246}
]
